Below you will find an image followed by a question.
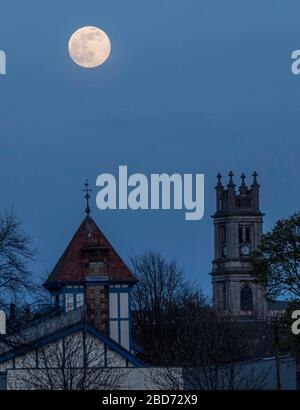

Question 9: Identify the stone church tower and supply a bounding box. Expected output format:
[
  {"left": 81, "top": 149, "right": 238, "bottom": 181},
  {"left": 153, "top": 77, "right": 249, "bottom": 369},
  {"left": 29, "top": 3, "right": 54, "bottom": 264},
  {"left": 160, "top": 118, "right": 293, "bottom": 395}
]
[{"left": 211, "top": 171, "right": 267, "bottom": 320}]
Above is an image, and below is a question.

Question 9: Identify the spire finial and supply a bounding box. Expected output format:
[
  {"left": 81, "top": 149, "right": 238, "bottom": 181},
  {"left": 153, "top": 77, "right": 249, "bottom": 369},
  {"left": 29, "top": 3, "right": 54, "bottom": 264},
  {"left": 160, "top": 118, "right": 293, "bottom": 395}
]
[
  {"left": 228, "top": 171, "right": 234, "bottom": 185},
  {"left": 216, "top": 173, "right": 223, "bottom": 187},
  {"left": 83, "top": 179, "right": 92, "bottom": 217},
  {"left": 252, "top": 171, "right": 258, "bottom": 185},
  {"left": 240, "top": 173, "right": 246, "bottom": 186}
]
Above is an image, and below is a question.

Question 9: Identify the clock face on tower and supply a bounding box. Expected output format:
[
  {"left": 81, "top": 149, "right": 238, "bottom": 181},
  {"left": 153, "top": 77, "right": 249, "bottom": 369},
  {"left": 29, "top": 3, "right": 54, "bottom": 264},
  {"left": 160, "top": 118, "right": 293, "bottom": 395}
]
[{"left": 240, "top": 243, "right": 251, "bottom": 256}]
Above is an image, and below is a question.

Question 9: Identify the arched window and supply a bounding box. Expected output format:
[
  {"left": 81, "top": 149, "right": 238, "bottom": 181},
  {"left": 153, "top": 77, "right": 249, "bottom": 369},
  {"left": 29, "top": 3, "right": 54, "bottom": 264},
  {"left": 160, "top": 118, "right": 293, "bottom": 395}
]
[{"left": 240, "top": 286, "right": 253, "bottom": 311}]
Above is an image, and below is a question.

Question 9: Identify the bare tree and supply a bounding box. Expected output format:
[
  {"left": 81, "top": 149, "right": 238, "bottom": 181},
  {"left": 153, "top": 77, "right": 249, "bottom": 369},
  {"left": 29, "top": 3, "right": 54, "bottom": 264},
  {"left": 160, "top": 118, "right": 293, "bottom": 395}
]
[
  {"left": 174, "top": 309, "right": 270, "bottom": 389},
  {"left": 130, "top": 250, "right": 208, "bottom": 365},
  {"left": 131, "top": 250, "right": 271, "bottom": 389},
  {"left": 148, "top": 312, "right": 270, "bottom": 390},
  {"left": 10, "top": 329, "right": 127, "bottom": 390},
  {"left": 149, "top": 363, "right": 269, "bottom": 390},
  {"left": 0, "top": 207, "right": 37, "bottom": 310}
]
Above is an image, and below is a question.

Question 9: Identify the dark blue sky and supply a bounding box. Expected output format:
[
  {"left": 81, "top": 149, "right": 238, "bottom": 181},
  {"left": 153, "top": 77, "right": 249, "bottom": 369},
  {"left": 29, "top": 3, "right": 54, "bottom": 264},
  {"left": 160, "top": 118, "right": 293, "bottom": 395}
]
[{"left": 1, "top": 1, "right": 300, "bottom": 295}]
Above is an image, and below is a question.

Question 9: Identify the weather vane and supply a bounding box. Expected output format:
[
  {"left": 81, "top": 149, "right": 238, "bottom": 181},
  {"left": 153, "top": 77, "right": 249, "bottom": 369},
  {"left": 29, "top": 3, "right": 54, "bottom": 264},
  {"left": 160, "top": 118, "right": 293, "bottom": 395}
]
[{"left": 83, "top": 179, "right": 92, "bottom": 217}]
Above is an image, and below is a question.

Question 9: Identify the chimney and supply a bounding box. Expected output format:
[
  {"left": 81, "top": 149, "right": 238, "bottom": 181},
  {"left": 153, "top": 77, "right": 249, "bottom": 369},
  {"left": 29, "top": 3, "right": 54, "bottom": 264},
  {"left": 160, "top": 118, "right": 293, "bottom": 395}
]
[{"left": 86, "top": 283, "right": 109, "bottom": 333}]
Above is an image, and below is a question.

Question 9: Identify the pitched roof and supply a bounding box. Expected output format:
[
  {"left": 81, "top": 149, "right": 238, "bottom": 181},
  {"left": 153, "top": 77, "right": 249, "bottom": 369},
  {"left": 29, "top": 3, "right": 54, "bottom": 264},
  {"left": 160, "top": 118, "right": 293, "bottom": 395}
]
[
  {"left": 0, "top": 321, "right": 144, "bottom": 368},
  {"left": 44, "top": 216, "right": 137, "bottom": 287}
]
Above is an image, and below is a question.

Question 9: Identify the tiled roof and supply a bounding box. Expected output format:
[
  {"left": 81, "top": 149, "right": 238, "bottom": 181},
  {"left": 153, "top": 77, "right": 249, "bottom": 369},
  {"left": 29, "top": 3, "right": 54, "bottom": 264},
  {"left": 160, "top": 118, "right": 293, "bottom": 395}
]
[{"left": 44, "top": 216, "right": 137, "bottom": 287}]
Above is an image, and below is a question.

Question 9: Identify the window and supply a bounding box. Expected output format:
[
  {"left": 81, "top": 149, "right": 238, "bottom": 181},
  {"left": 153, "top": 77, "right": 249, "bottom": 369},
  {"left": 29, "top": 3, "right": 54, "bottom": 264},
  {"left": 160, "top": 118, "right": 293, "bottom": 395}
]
[
  {"left": 109, "top": 291, "right": 130, "bottom": 348},
  {"left": 239, "top": 226, "right": 243, "bottom": 244},
  {"left": 76, "top": 293, "right": 84, "bottom": 308},
  {"left": 240, "top": 286, "right": 253, "bottom": 311},
  {"left": 245, "top": 226, "right": 251, "bottom": 243},
  {"left": 109, "top": 293, "right": 118, "bottom": 319},
  {"left": 239, "top": 226, "right": 252, "bottom": 245},
  {"left": 65, "top": 294, "right": 74, "bottom": 312},
  {"left": 120, "top": 293, "right": 129, "bottom": 318},
  {"left": 89, "top": 261, "right": 104, "bottom": 268}
]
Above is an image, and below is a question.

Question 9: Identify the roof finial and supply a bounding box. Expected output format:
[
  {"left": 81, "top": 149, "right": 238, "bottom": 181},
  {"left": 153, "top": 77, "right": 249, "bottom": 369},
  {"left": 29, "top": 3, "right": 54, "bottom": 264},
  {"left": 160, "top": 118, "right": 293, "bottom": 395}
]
[
  {"left": 252, "top": 171, "right": 258, "bottom": 185},
  {"left": 83, "top": 179, "right": 92, "bottom": 217},
  {"left": 216, "top": 173, "right": 223, "bottom": 187},
  {"left": 228, "top": 171, "right": 234, "bottom": 185},
  {"left": 240, "top": 173, "right": 246, "bottom": 186}
]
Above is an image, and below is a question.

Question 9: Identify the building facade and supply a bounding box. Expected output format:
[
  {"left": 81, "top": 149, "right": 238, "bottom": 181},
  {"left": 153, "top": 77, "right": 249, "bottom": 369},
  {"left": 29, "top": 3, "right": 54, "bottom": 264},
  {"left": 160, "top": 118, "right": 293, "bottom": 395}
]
[
  {"left": 211, "top": 171, "right": 267, "bottom": 319},
  {"left": 0, "top": 202, "right": 144, "bottom": 389},
  {"left": 44, "top": 215, "right": 136, "bottom": 351}
]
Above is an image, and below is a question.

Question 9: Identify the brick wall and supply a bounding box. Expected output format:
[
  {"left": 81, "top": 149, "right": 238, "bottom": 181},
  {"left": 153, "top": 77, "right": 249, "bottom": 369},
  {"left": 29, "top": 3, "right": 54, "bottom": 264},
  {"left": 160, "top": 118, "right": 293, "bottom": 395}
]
[{"left": 86, "top": 285, "right": 109, "bottom": 333}]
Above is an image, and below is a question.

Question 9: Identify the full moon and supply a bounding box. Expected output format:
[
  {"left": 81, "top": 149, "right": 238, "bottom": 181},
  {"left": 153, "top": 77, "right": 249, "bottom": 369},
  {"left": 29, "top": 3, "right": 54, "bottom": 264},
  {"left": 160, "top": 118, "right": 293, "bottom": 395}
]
[{"left": 68, "top": 26, "right": 111, "bottom": 68}]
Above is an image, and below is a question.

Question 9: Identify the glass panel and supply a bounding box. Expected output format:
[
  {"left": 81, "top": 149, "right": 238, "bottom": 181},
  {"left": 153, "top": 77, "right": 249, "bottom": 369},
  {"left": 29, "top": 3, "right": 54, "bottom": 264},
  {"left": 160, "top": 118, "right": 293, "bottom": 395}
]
[
  {"left": 65, "top": 293, "right": 74, "bottom": 312},
  {"left": 109, "top": 292, "right": 118, "bottom": 319},
  {"left": 76, "top": 293, "right": 84, "bottom": 308},
  {"left": 119, "top": 293, "right": 129, "bottom": 318}
]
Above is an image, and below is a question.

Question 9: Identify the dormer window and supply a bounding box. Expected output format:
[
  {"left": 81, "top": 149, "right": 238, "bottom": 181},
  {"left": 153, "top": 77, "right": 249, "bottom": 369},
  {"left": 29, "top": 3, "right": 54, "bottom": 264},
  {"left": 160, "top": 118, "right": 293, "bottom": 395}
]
[{"left": 89, "top": 261, "right": 104, "bottom": 268}]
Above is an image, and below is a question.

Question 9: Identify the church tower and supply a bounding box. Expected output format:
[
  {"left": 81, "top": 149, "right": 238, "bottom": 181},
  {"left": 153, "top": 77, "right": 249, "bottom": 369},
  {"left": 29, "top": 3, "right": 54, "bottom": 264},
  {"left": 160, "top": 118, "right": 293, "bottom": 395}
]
[{"left": 211, "top": 171, "right": 267, "bottom": 320}]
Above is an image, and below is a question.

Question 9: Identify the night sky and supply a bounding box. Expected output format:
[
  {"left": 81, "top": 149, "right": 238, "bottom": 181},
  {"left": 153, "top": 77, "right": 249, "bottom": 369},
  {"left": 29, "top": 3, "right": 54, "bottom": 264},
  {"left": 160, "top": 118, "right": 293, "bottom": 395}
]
[{"left": 1, "top": 1, "right": 300, "bottom": 295}]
